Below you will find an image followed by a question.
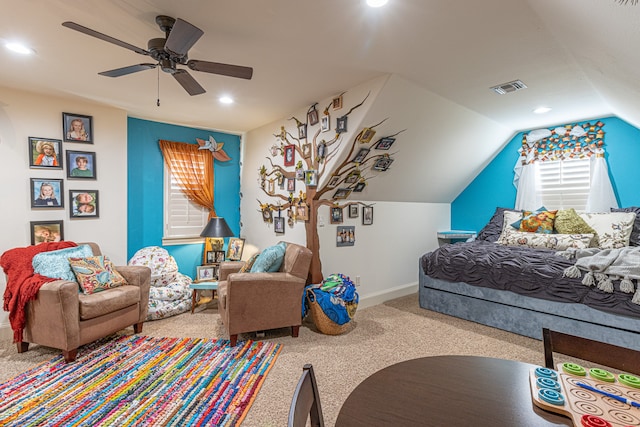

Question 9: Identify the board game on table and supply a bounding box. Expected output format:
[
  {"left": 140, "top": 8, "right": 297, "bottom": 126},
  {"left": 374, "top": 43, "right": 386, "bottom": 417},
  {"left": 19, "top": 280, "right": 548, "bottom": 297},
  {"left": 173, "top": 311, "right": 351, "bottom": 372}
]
[{"left": 530, "top": 362, "right": 640, "bottom": 426}]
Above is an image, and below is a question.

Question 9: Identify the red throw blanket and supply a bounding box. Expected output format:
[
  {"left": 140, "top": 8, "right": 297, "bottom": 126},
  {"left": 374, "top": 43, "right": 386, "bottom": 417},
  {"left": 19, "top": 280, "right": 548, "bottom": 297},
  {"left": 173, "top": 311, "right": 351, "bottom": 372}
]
[{"left": 1, "top": 241, "right": 77, "bottom": 343}]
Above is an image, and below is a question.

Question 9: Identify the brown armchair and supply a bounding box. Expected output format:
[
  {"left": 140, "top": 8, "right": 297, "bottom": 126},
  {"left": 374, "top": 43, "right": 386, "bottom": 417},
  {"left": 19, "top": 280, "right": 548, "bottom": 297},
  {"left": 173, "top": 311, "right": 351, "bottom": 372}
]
[
  {"left": 19, "top": 242, "right": 151, "bottom": 362},
  {"left": 217, "top": 242, "right": 312, "bottom": 346}
]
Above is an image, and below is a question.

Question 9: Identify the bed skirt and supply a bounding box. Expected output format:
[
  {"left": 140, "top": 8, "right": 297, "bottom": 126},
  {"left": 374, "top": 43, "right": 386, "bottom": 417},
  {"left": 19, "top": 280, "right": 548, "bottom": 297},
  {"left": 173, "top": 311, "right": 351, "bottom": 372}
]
[{"left": 418, "top": 266, "right": 640, "bottom": 351}]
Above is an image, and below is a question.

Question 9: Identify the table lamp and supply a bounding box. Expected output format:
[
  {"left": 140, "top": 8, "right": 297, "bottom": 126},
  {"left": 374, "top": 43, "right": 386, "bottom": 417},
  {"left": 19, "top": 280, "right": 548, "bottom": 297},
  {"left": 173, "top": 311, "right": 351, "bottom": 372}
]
[{"left": 200, "top": 217, "right": 234, "bottom": 264}]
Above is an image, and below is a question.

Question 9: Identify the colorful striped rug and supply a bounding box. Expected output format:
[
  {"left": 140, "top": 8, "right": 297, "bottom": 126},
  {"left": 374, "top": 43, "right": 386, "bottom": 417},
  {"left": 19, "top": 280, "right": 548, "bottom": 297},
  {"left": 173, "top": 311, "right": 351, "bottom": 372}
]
[{"left": 0, "top": 336, "right": 282, "bottom": 426}]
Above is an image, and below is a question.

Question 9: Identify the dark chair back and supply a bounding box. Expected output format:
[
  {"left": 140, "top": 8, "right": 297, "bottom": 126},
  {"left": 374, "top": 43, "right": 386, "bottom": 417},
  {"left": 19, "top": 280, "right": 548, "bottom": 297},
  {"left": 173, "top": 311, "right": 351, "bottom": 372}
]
[
  {"left": 288, "top": 364, "right": 325, "bottom": 427},
  {"left": 543, "top": 328, "right": 640, "bottom": 375}
]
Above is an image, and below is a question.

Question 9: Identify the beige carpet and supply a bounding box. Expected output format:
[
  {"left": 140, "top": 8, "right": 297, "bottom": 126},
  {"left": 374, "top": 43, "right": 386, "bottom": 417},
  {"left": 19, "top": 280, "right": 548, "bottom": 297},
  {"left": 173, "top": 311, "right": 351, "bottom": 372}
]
[{"left": 0, "top": 293, "right": 550, "bottom": 426}]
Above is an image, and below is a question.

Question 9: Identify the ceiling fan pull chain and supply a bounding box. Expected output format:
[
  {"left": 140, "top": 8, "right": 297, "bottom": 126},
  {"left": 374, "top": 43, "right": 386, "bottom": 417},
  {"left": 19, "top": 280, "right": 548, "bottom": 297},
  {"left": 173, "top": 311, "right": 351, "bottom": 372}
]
[{"left": 156, "top": 66, "right": 161, "bottom": 107}]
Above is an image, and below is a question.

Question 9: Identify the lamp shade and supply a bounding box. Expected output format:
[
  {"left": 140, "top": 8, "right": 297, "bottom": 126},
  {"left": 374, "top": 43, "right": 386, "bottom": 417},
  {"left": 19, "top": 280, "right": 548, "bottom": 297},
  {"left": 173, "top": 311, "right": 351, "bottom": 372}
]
[{"left": 200, "top": 217, "right": 234, "bottom": 238}]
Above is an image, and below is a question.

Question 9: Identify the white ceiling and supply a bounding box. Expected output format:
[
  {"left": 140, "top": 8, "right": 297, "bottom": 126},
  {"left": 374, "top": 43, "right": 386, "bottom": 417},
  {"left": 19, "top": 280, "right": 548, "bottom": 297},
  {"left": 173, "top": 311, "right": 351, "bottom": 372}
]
[{"left": 2, "top": 0, "right": 640, "bottom": 135}]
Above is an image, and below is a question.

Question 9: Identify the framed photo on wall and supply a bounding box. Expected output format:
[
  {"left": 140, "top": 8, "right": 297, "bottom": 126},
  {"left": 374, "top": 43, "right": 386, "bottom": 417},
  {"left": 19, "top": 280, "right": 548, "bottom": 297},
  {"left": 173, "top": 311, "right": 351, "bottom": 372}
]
[
  {"left": 321, "top": 115, "right": 330, "bottom": 132},
  {"left": 297, "top": 203, "right": 309, "bottom": 221},
  {"left": 226, "top": 237, "right": 245, "bottom": 261},
  {"left": 29, "top": 137, "right": 63, "bottom": 169},
  {"left": 374, "top": 137, "right": 396, "bottom": 150},
  {"left": 69, "top": 190, "right": 99, "bottom": 218},
  {"left": 331, "top": 206, "right": 343, "bottom": 224},
  {"left": 358, "top": 128, "right": 376, "bottom": 144},
  {"left": 274, "top": 216, "right": 285, "bottom": 233},
  {"left": 298, "top": 123, "right": 307, "bottom": 139},
  {"left": 349, "top": 204, "right": 359, "bottom": 218},
  {"left": 30, "top": 220, "right": 63, "bottom": 245},
  {"left": 336, "top": 116, "right": 347, "bottom": 134},
  {"left": 31, "top": 178, "right": 64, "bottom": 208},
  {"left": 63, "top": 112, "right": 93, "bottom": 143},
  {"left": 66, "top": 150, "right": 96, "bottom": 179},
  {"left": 284, "top": 144, "right": 295, "bottom": 166},
  {"left": 362, "top": 206, "right": 374, "bottom": 225},
  {"left": 337, "top": 226, "right": 355, "bottom": 247}
]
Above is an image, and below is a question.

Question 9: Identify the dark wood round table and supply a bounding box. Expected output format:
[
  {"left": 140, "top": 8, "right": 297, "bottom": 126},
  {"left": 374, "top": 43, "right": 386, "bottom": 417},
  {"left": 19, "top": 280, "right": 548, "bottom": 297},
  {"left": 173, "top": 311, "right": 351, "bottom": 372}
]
[{"left": 335, "top": 355, "right": 571, "bottom": 426}]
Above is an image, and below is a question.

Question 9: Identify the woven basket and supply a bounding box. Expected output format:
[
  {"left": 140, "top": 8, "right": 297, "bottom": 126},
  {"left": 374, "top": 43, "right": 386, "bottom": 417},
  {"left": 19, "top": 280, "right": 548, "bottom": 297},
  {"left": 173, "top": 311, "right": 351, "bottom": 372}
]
[{"left": 306, "top": 289, "right": 350, "bottom": 335}]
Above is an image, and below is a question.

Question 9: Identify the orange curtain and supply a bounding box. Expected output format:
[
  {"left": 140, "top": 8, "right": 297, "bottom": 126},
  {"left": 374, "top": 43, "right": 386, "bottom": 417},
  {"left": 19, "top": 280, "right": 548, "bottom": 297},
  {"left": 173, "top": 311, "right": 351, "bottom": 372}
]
[{"left": 159, "top": 139, "right": 215, "bottom": 219}]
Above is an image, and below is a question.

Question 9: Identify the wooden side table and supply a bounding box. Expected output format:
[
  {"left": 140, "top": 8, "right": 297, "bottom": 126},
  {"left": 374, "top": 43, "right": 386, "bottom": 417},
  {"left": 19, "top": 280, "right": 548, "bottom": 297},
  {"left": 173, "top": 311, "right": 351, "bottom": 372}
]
[{"left": 189, "top": 281, "right": 218, "bottom": 314}]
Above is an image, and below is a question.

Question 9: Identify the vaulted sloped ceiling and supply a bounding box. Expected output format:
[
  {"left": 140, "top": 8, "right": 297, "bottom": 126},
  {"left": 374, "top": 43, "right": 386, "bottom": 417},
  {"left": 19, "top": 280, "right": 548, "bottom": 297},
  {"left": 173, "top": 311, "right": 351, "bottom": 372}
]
[{"left": 1, "top": 0, "right": 639, "bottom": 203}]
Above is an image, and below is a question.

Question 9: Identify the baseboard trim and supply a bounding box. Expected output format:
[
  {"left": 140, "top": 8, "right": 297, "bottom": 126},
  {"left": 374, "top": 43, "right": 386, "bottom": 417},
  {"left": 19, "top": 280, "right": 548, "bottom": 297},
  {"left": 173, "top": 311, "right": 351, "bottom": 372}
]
[{"left": 358, "top": 282, "right": 418, "bottom": 310}]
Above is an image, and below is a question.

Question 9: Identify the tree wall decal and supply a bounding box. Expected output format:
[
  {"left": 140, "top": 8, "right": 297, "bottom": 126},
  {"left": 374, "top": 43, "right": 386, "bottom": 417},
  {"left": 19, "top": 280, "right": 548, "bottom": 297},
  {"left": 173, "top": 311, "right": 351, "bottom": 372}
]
[{"left": 256, "top": 92, "right": 403, "bottom": 283}]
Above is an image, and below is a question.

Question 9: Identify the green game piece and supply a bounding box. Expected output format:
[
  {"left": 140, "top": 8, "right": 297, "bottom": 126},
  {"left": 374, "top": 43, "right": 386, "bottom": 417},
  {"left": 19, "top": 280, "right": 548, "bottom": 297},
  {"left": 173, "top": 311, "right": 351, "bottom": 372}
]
[
  {"left": 589, "top": 368, "right": 615, "bottom": 382},
  {"left": 562, "top": 362, "right": 586, "bottom": 376},
  {"left": 618, "top": 374, "right": 640, "bottom": 389}
]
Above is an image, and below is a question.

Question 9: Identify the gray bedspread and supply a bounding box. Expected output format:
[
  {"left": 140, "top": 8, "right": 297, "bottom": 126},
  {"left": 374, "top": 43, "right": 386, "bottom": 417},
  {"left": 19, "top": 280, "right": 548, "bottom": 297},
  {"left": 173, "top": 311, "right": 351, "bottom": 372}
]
[{"left": 420, "top": 240, "right": 640, "bottom": 318}]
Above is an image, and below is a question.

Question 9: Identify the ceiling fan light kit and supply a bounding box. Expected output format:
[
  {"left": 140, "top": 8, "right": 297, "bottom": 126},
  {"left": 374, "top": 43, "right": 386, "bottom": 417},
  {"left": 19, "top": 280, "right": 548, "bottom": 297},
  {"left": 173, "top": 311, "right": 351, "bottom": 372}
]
[{"left": 61, "top": 15, "right": 253, "bottom": 96}]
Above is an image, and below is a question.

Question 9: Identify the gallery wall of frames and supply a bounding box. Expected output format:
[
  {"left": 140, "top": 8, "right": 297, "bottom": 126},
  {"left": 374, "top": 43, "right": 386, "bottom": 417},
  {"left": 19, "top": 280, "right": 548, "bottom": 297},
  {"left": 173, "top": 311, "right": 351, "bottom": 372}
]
[{"left": 28, "top": 112, "right": 99, "bottom": 245}]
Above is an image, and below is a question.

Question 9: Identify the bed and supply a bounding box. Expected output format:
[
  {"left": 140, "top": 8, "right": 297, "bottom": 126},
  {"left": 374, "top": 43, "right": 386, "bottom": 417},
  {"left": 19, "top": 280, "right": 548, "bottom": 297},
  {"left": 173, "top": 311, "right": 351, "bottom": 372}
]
[{"left": 419, "top": 206, "right": 640, "bottom": 350}]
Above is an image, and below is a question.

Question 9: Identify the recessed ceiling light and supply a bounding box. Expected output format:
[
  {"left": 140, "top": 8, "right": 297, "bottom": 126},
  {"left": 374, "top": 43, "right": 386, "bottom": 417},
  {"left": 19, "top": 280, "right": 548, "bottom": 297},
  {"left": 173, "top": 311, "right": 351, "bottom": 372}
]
[
  {"left": 533, "top": 107, "right": 552, "bottom": 114},
  {"left": 219, "top": 96, "right": 233, "bottom": 104},
  {"left": 367, "top": 0, "right": 388, "bottom": 7},
  {"left": 5, "top": 42, "right": 34, "bottom": 55}
]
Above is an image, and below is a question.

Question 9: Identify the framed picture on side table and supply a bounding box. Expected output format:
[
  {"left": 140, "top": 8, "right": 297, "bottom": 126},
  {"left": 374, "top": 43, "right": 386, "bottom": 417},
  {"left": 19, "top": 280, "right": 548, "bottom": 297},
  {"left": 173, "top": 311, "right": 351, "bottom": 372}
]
[
  {"left": 226, "top": 237, "right": 245, "bottom": 261},
  {"left": 196, "top": 265, "right": 217, "bottom": 281}
]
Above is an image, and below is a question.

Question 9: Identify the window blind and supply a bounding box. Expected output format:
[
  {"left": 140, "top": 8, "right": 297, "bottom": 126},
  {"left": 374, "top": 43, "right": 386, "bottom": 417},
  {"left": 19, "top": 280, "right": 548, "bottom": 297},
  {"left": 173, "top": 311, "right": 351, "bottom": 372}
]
[{"left": 537, "top": 158, "right": 591, "bottom": 210}]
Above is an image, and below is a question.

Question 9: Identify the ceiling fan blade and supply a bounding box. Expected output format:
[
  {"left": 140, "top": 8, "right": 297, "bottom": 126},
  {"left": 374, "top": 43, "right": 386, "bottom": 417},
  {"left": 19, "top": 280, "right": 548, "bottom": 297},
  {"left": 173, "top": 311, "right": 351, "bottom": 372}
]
[
  {"left": 62, "top": 21, "right": 149, "bottom": 56},
  {"left": 99, "top": 63, "right": 157, "bottom": 77},
  {"left": 187, "top": 60, "right": 253, "bottom": 80},
  {"left": 172, "top": 69, "right": 206, "bottom": 95},
  {"left": 165, "top": 18, "right": 203, "bottom": 58}
]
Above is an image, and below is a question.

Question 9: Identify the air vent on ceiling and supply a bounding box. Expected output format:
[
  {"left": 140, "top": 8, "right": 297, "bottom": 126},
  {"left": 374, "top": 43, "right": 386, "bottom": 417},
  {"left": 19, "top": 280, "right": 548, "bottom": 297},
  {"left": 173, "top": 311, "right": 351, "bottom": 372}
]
[{"left": 490, "top": 80, "right": 528, "bottom": 95}]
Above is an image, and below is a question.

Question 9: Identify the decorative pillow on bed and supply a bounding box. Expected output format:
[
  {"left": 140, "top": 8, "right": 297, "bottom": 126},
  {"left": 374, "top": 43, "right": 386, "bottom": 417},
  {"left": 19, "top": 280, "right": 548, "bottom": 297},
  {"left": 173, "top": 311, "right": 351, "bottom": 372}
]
[
  {"left": 499, "top": 211, "right": 592, "bottom": 249},
  {"left": 611, "top": 206, "right": 640, "bottom": 246},
  {"left": 69, "top": 255, "right": 127, "bottom": 295},
  {"left": 579, "top": 212, "right": 636, "bottom": 249},
  {"left": 510, "top": 206, "right": 557, "bottom": 233},
  {"left": 498, "top": 228, "right": 593, "bottom": 250},
  {"left": 476, "top": 207, "right": 522, "bottom": 242},
  {"left": 554, "top": 209, "right": 598, "bottom": 247}
]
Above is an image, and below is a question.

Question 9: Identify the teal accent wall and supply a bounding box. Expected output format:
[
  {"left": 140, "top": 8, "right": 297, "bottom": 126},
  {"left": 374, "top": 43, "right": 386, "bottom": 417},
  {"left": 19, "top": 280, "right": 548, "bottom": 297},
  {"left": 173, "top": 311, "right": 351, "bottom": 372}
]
[
  {"left": 451, "top": 116, "right": 640, "bottom": 233},
  {"left": 127, "top": 117, "right": 241, "bottom": 278}
]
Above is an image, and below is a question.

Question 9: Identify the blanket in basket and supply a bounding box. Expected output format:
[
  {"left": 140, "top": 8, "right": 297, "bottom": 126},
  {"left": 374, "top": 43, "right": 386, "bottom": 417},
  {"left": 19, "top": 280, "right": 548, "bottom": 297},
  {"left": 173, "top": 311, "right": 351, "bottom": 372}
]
[
  {"left": 303, "top": 274, "right": 359, "bottom": 325},
  {"left": 560, "top": 246, "right": 640, "bottom": 304}
]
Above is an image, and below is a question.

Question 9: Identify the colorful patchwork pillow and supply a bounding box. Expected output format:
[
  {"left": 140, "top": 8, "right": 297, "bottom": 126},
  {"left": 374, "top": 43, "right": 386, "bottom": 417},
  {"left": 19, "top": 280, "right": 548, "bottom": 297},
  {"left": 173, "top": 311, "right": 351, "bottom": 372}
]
[
  {"left": 250, "top": 242, "right": 287, "bottom": 273},
  {"left": 32, "top": 244, "right": 94, "bottom": 282},
  {"left": 239, "top": 252, "right": 261, "bottom": 273},
  {"left": 69, "top": 255, "right": 127, "bottom": 294},
  {"left": 511, "top": 206, "right": 557, "bottom": 233}
]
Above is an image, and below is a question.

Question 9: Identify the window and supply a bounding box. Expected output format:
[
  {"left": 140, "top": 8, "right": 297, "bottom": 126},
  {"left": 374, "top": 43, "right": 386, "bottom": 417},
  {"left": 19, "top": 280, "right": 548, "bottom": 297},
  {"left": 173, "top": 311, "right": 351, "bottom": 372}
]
[
  {"left": 537, "top": 158, "right": 591, "bottom": 210},
  {"left": 162, "top": 163, "right": 208, "bottom": 245}
]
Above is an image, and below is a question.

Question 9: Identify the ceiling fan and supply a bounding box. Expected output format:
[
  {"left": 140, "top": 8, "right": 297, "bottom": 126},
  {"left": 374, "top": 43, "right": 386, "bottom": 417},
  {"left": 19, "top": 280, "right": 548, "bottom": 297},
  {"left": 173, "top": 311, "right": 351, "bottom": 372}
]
[{"left": 62, "top": 15, "right": 253, "bottom": 96}]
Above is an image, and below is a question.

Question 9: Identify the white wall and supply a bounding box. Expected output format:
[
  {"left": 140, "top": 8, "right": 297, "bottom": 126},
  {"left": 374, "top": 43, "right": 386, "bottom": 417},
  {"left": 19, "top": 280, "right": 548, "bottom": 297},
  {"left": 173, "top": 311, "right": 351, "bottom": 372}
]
[
  {"left": 0, "top": 86, "right": 128, "bottom": 336},
  {"left": 241, "top": 76, "right": 451, "bottom": 306}
]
